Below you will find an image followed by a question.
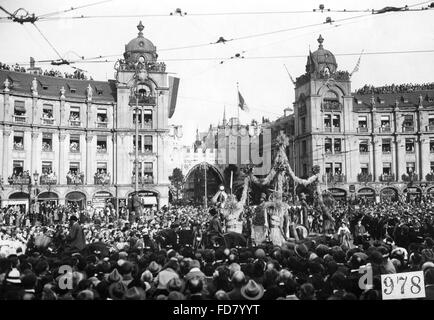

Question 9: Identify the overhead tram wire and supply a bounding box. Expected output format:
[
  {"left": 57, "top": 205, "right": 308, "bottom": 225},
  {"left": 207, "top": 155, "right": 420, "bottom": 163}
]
[
  {"left": 32, "top": 23, "right": 64, "bottom": 60},
  {"left": 36, "top": 0, "right": 113, "bottom": 19}
]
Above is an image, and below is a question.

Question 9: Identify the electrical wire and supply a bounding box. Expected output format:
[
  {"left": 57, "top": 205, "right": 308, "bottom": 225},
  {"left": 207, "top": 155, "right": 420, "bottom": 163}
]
[
  {"left": 32, "top": 23, "right": 63, "bottom": 60},
  {"left": 37, "top": 0, "right": 113, "bottom": 18}
]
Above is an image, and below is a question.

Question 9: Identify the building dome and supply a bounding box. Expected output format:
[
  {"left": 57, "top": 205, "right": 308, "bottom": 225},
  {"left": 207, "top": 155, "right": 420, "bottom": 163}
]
[
  {"left": 306, "top": 35, "right": 337, "bottom": 75},
  {"left": 124, "top": 21, "right": 158, "bottom": 64}
]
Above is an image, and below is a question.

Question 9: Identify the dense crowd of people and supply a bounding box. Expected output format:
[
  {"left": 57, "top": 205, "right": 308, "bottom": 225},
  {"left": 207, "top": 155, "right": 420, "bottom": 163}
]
[
  {"left": 0, "top": 193, "right": 434, "bottom": 301},
  {"left": 0, "top": 61, "right": 92, "bottom": 80},
  {"left": 356, "top": 82, "right": 434, "bottom": 95}
]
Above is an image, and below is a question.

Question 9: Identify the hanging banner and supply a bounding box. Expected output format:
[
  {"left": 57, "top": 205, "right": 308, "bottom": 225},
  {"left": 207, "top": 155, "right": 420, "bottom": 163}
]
[{"left": 168, "top": 76, "right": 180, "bottom": 118}]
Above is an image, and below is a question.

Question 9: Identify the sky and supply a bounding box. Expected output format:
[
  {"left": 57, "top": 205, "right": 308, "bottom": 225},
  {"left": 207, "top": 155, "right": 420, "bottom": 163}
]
[{"left": 1, "top": 0, "right": 433, "bottom": 143}]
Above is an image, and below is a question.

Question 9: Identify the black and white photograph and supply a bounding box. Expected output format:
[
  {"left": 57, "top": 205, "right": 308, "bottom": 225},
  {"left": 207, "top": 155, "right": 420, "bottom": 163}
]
[{"left": 0, "top": 0, "right": 434, "bottom": 308}]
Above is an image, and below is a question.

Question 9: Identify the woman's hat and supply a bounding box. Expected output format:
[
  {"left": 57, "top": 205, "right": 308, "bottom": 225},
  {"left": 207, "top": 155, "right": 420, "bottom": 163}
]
[
  {"left": 6, "top": 268, "right": 21, "bottom": 284},
  {"left": 240, "top": 280, "right": 264, "bottom": 300}
]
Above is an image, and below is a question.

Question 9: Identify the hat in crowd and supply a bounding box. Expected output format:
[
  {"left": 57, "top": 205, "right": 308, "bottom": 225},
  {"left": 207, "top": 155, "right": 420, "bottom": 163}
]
[
  {"left": 124, "top": 287, "right": 145, "bottom": 300},
  {"left": 425, "top": 237, "right": 434, "bottom": 248},
  {"left": 168, "top": 291, "right": 185, "bottom": 300},
  {"left": 167, "top": 278, "right": 184, "bottom": 292},
  {"left": 69, "top": 215, "right": 78, "bottom": 222},
  {"left": 108, "top": 268, "right": 122, "bottom": 283},
  {"left": 118, "top": 251, "right": 128, "bottom": 260},
  {"left": 295, "top": 244, "right": 309, "bottom": 259},
  {"left": 422, "top": 261, "right": 434, "bottom": 272},
  {"left": 77, "top": 290, "right": 94, "bottom": 300},
  {"left": 215, "top": 290, "right": 230, "bottom": 300},
  {"left": 141, "top": 270, "right": 153, "bottom": 284},
  {"left": 209, "top": 208, "right": 218, "bottom": 216},
  {"left": 255, "top": 249, "right": 266, "bottom": 259},
  {"left": 108, "top": 282, "right": 128, "bottom": 300},
  {"left": 148, "top": 261, "right": 162, "bottom": 276},
  {"left": 6, "top": 268, "right": 21, "bottom": 284},
  {"left": 369, "top": 250, "right": 383, "bottom": 265},
  {"left": 240, "top": 280, "right": 264, "bottom": 300}
]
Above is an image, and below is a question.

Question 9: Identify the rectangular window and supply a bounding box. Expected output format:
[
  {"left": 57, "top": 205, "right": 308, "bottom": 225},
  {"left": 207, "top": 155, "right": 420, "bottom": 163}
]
[
  {"left": 381, "top": 115, "right": 390, "bottom": 131},
  {"left": 430, "top": 139, "right": 434, "bottom": 153},
  {"left": 97, "top": 136, "right": 107, "bottom": 153},
  {"left": 42, "top": 104, "right": 54, "bottom": 119},
  {"left": 360, "top": 163, "right": 369, "bottom": 175},
  {"left": 403, "top": 115, "right": 414, "bottom": 127},
  {"left": 406, "top": 162, "right": 415, "bottom": 174},
  {"left": 324, "top": 114, "right": 331, "bottom": 130},
  {"left": 334, "top": 162, "right": 342, "bottom": 175},
  {"left": 383, "top": 162, "right": 391, "bottom": 175},
  {"left": 42, "top": 133, "right": 53, "bottom": 152},
  {"left": 359, "top": 139, "right": 369, "bottom": 153},
  {"left": 382, "top": 139, "right": 391, "bottom": 153},
  {"left": 143, "top": 110, "right": 152, "bottom": 128},
  {"left": 431, "top": 161, "right": 434, "bottom": 172},
  {"left": 358, "top": 115, "right": 367, "bottom": 128},
  {"left": 300, "top": 117, "right": 306, "bottom": 133},
  {"left": 69, "top": 162, "right": 80, "bottom": 174},
  {"left": 42, "top": 161, "right": 53, "bottom": 175},
  {"left": 70, "top": 135, "right": 80, "bottom": 152},
  {"left": 13, "top": 160, "right": 24, "bottom": 175},
  {"left": 97, "top": 109, "right": 107, "bottom": 121},
  {"left": 69, "top": 106, "right": 80, "bottom": 126},
  {"left": 429, "top": 115, "right": 434, "bottom": 126},
  {"left": 325, "top": 162, "right": 333, "bottom": 174},
  {"left": 13, "top": 131, "right": 24, "bottom": 150},
  {"left": 332, "top": 114, "right": 340, "bottom": 129},
  {"left": 325, "top": 138, "right": 332, "bottom": 154},
  {"left": 132, "top": 162, "right": 142, "bottom": 177},
  {"left": 405, "top": 138, "right": 415, "bottom": 153},
  {"left": 334, "top": 138, "right": 341, "bottom": 153},
  {"left": 14, "top": 101, "right": 26, "bottom": 115},
  {"left": 144, "top": 135, "right": 153, "bottom": 152}
]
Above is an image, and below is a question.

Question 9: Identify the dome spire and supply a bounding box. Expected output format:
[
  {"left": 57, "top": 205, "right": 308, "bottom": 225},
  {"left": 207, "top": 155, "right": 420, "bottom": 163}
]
[
  {"left": 317, "top": 34, "right": 324, "bottom": 48},
  {"left": 137, "top": 21, "right": 144, "bottom": 36}
]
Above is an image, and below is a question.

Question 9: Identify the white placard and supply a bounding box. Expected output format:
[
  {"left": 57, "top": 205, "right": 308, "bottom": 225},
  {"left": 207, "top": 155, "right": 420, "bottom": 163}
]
[{"left": 381, "top": 271, "right": 426, "bottom": 300}]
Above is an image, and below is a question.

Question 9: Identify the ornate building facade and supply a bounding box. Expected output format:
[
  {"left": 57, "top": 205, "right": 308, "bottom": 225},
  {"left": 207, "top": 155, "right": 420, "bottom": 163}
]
[
  {"left": 269, "top": 35, "right": 434, "bottom": 202},
  {"left": 0, "top": 22, "right": 178, "bottom": 211}
]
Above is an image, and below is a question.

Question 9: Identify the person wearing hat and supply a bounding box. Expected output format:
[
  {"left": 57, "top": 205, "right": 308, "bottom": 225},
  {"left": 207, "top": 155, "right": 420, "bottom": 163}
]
[
  {"left": 227, "top": 271, "right": 246, "bottom": 300},
  {"left": 184, "top": 260, "right": 205, "bottom": 283},
  {"left": 240, "top": 279, "right": 264, "bottom": 300},
  {"left": 66, "top": 215, "right": 86, "bottom": 253},
  {"left": 207, "top": 208, "right": 224, "bottom": 247}
]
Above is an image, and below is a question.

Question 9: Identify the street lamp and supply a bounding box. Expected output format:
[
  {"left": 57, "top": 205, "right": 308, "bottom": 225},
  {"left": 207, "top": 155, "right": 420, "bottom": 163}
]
[{"left": 29, "top": 171, "right": 39, "bottom": 222}]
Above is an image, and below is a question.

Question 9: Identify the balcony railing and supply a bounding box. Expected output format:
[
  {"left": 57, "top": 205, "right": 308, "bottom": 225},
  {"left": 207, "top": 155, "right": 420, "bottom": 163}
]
[
  {"left": 402, "top": 126, "right": 414, "bottom": 132},
  {"left": 359, "top": 150, "right": 369, "bottom": 155},
  {"left": 426, "top": 173, "right": 434, "bottom": 181},
  {"left": 379, "top": 174, "right": 395, "bottom": 182},
  {"left": 357, "top": 173, "right": 373, "bottom": 183},
  {"left": 96, "top": 121, "right": 108, "bottom": 128},
  {"left": 131, "top": 176, "right": 154, "bottom": 184},
  {"left": 13, "top": 144, "right": 24, "bottom": 151},
  {"left": 333, "top": 127, "right": 341, "bottom": 132},
  {"left": 41, "top": 118, "right": 55, "bottom": 125},
  {"left": 322, "top": 100, "right": 342, "bottom": 111},
  {"left": 323, "top": 174, "right": 346, "bottom": 184},
  {"left": 8, "top": 176, "right": 31, "bottom": 185},
  {"left": 69, "top": 120, "right": 81, "bottom": 127},
  {"left": 94, "top": 175, "right": 111, "bottom": 185},
  {"left": 67, "top": 175, "right": 84, "bottom": 185},
  {"left": 402, "top": 173, "right": 419, "bottom": 182},
  {"left": 97, "top": 147, "right": 107, "bottom": 153},
  {"left": 379, "top": 126, "right": 391, "bottom": 133},
  {"left": 357, "top": 126, "right": 369, "bottom": 133},
  {"left": 13, "top": 115, "right": 27, "bottom": 123},
  {"left": 129, "top": 96, "right": 156, "bottom": 105},
  {"left": 427, "top": 125, "right": 434, "bottom": 132},
  {"left": 324, "top": 126, "right": 332, "bottom": 132},
  {"left": 40, "top": 176, "right": 57, "bottom": 185}
]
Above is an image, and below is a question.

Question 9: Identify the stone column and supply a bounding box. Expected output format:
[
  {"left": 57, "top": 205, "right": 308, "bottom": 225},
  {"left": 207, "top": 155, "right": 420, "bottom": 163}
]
[
  {"left": 60, "top": 86, "right": 66, "bottom": 126},
  {"left": 2, "top": 130, "right": 11, "bottom": 179},
  {"left": 31, "top": 132, "right": 39, "bottom": 175},
  {"left": 391, "top": 139, "right": 397, "bottom": 179},
  {"left": 86, "top": 135, "right": 94, "bottom": 184},
  {"left": 59, "top": 133, "right": 67, "bottom": 184},
  {"left": 32, "top": 97, "right": 39, "bottom": 126},
  {"left": 396, "top": 138, "right": 403, "bottom": 181}
]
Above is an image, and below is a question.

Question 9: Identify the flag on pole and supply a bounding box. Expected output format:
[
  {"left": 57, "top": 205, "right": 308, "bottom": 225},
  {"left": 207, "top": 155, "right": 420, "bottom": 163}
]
[
  {"left": 238, "top": 90, "right": 248, "bottom": 111},
  {"left": 350, "top": 50, "right": 364, "bottom": 77}
]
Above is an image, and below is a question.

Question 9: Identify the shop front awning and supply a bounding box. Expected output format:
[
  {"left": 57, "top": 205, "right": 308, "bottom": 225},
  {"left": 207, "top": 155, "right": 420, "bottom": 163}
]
[{"left": 38, "top": 192, "right": 59, "bottom": 200}]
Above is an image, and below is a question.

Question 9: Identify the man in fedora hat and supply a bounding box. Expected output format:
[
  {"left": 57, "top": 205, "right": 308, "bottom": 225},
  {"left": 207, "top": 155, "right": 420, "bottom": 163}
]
[
  {"left": 240, "top": 279, "right": 264, "bottom": 300},
  {"left": 66, "top": 215, "right": 86, "bottom": 253}
]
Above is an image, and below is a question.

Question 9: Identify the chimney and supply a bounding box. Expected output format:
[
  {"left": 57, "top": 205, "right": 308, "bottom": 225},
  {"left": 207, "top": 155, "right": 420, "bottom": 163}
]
[{"left": 30, "top": 57, "right": 35, "bottom": 68}]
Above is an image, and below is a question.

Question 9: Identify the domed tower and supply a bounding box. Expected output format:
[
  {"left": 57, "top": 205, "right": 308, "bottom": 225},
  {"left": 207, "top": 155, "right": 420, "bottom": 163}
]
[
  {"left": 115, "top": 22, "right": 176, "bottom": 209},
  {"left": 292, "top": 35, "right": 352, "bottom": 188},
  {"left": 123, "top": 21, "right": 158, "bottom": 65}
]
